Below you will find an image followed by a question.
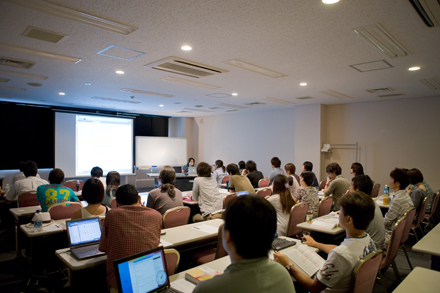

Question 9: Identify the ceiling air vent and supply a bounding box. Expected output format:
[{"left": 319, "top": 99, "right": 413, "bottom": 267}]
[
  {"left": 296, "top": 96, "right": 315, "bottom": 100},
  {"left": 22, "top": 26, "right": 67, "bottom": 43},
  {"left": 419, "top": 77, "right": 440, "bottom": 90},
  {"left": 0, "top": 56, "right": 35, "bottom": 69},
  {"left": 245, "top": 102, "right": 266, "bottom": 106},
  {"left": 378, "top": 93, "right": 405, "bottom": 98},
  {"left": 410, "top": 0, "right": 440, "bottom": 27},
  {"left": 91, "top": 96, "right": 140, "bottom": 104},
  {"left": 366, "top": 87, "right": 394, "bottom": 93},
  {"left": 145, "top": 56, "right": 228, "bottom": 78}
]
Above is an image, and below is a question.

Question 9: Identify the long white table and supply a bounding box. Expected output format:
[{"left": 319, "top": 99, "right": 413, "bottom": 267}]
[
  {"left": 392, "top": 267, "right": 440, "bottom": 293},
  {"left": 412, "top": 222, "right": 440, "bottom": 256},
  {"left": 20, "top": 219, "right": 68, "bottom": 237},
  {"left": 56, "top": 219, "right": 225, "bottom": 270},
  {"left": 10, "top": 205, "right": 41, "bottom": 220},
  {"left": 182, "top": 189, "right": 232, "bottom": 205}
]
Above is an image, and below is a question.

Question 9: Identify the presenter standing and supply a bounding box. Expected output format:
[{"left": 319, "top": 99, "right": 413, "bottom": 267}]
[{"left": 182, "top": 157, "right": 196, "bottom": 174}]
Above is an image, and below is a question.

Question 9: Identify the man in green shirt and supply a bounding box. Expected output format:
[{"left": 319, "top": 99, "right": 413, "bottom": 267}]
[{"left": 193, "top": 195, "right": 295, "bottom": 293}]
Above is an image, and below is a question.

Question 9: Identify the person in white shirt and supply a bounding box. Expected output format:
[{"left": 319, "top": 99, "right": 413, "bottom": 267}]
[
  {"left": 274, "top": 191, "right": 376, "bottom": 293},
  {"left": 6, "top": 161, "right": 48, "bottom": 201},
  {"left": 212, "top": 160, "right": 227, "bottom": 188},
  {"left": 11, "top": 161, "right": 41, "bottom": 184}
]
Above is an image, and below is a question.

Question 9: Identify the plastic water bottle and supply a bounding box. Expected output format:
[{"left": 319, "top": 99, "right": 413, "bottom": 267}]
[{"left": 34, "top": 210, "right": 43, "bottom": 232}]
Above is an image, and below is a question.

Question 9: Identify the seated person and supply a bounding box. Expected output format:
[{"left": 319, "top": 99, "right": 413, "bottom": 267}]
[
  {"left": 11, "top": 161, "right": 26, "bottom": 184},
  {"left": 182, "top": 157, "right": 196, "bottom": 174},
  {"left": 72, "top": 178, "right": 107, "bottom": 219},
  {"left": 212, "top": 160, "right": 227, "bottom": 187},
  {"left": 407, "top": 171, "right": 434, "bottom": 213},
  {"left": 103, "top": 171, "right": 120, "bottom": 207},
  {"left": 384, "top": 168, "right": 414, "bottom": 243},
  {"left": 238, "top": 160, "right": 246, "bottom": 175},
  {"left": 302, "top": 161, "right": 319, "bottom": 188},
  {"left": 324, "top": 162, "right": 350, "bottom": 211},
  {"left": 147, "top": 165, "right": 184, "bottom": 214},
  {"left": 36, "top": 168, "right": 79, "bottom": 212},
  {"left": 293, "top": 171, "right": 319, "bottom": 219},
  {"left": 91, "top": 166, "right": 106, "bottom": 188},
  {"left": 99, "top": 184, "right": 162, "bottom": 291},
  {"left": 350, "top": 162, "right": 364, "bottom": 176},
  {"left": 266, "top": 175, "right": 295, "bottom": 236},
  {"left": 227, "top": 163, "right": 255, "bottom": 195},
  {"left": 285, "top": 163, "right": 301, "bottom": 196},
  {"left": 193, "top": 195, "right": 296, "bottom": 293},
  {"left": 274, "top": 191, "right": 376, "bottom": 293},
  {"left": 350, "top": 175, "right": 385, "bottom": 250},
  {"left": 244, "top": 160, "right": 264, "bottom": 188},
  {"left": 268, "top": 157, "right": 285, "bottom": 185},
  {"left": 191, "top": 162, "right": 223, "bottom": 222},
  {"left": 6, "top": 161, "right": 48, "bottom": 201},
  {"left": 407, "top": 168, "right": 427, "bottom": 222}
]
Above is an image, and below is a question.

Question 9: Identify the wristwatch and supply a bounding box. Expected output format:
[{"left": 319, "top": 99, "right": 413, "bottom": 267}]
[{"left": 285, "top": 263, "right": 293, "bottom": 271}]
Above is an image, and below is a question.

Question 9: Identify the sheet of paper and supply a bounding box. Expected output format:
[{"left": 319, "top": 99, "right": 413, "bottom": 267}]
[
  {"left": 42, "top": 223, "right": 64, "bottom": 232},
  {"left": 311, "top": 220, "right": 337, "bottom": 230},
  {"left": 17, "top": 209, "right": 25, "bottom": 213},
  {"left": 218, "top": 189, "right": 230, "bottom": 194},
  {"left": 171, "top": 278, "right": 196, "bottom": 293},
  {"left": 192, "top": 224, "right": 219, "bottom": 234},
  {"left": 159, "top": 239, "right": 173, "bottom": 247}
]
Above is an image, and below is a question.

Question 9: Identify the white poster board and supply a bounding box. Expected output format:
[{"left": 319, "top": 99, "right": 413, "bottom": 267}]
[{"left": 135, "top": 137, "right": 187, "bottom": 167}]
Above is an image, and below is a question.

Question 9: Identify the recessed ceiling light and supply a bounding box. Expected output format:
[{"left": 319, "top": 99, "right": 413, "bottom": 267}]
[
  {"left": 115, "top": 70, "right": 125, "bottom": 74},
  {"left": 85, "top": 83, "right": 92, "bottom": 85},
  {"left": 59, "top": 92, "right": 65, "bottom": 95},
  {"left": 159, "top": 104, "right": 164, "bottom": 107},
  {"left": 300, "top": 83, "right": 307, "bottom": 86},
  {"left": 408, "top": 66, "right": 420, "bottom": 71},
  {"left": 181, "top": 45, "right": 192, "bottom": 51},
  {"left": 232, "top": 93, "right": 238, "bottom": 96},
  {"left": 322, "top": 0, "right": 339, "bottom": 4}
]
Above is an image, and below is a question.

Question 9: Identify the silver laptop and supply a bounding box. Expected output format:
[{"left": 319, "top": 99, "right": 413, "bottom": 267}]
[
  {"left": 188, "top": 166, "right": 197, "bottom": 175},
  {"left": 66, "top": 217, "right": 106, "bottom": 260}
]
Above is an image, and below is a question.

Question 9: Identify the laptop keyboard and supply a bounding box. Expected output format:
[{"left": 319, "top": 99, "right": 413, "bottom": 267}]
[
  {"left": 72, "top": 244, "right": 101, "bottom": 257},
  {"left": 272, "top": 238, "right": 296, "bottom": 251}
]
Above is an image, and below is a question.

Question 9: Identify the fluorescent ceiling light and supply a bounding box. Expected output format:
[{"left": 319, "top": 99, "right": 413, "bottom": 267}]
[
  {"left": 181, "top": 45, "right": 192, "bottom": 51},
  {"left": 262, "top": 97, "right": 295, "bottom": 104},
  {"left": 0, "top": 42, "right": 81, "bottom": 63},
  {"left": 217, "top": 103, "right": 248, "bottom": 109},
  {"left": 120, "top": 88, "right": 174, "bottom": 98},
  {"left": 408, "top": 66, "right": 420, "bottom": 71},
  {"left": 354, "top": 24, "right": 410, "bottom": 58},
  {"left": 224, "top": 59, "right": 287, "bottom": 78},
  {"left": 320, "top": 89, "right": 353, "bottom": 99},
  {"left": 0, "top": 85, "right": 26, "bottom": 91},
  {"left": 91, "top": 96, "right": 141, "bottom": 104},
  {"left": 161, "top": 76, "right": 221, "bottom": 89},
  {"left": 0, "top": 69, "right": 48, "bottom": 80},
  {"left": 5, "top": 0, "right": 137, "bottom": 35}
]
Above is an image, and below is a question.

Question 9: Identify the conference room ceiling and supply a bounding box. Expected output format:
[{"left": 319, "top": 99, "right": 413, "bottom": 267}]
[{"left": 0, "top": 0, "right": 439, "bottom": 117}]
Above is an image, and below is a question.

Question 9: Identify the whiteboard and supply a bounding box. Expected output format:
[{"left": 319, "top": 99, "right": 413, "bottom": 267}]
[{"left": 135, "top": 137, "right": 187, "bottom": 167}]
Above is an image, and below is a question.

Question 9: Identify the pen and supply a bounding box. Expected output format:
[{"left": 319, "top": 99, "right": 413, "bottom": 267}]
[
  {"left": 193, "top": 226, "right": 200, "bottom": 230},
  {"left": 272, "top": 245, "right": 278, "bottom": 252}
]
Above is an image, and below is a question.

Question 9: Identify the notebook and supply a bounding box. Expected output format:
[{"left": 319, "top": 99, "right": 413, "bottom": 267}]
[
  {"left": 66, "top": 217, "right": 105, "bottom": 260},
  {"left": 114, "top": 246, "right": 180, "bottom": 293}
]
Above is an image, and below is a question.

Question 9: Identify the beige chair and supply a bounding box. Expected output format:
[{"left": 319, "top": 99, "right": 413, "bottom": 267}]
[
  {"left": 110, "top": 197, "right": 117, "bottom": 208},
  {"left": 47, "top": 202, "right": 82, "bottom": 220},
  {"left": 400, "top": 207, "right": 416, "bottom": 270},
  {"left": 258, "top": 178, "right": 270, "bottom": 188},
  {"left": 164, "top": 248, "right": 180, "bottom": 275},
  {"left": 410, "top": 197, "right": 429, "bottom": 242},
  {"left": 17, "top": 190, "right": 39, "bottom": 207},
  {"left": 371, "top": 183, "right": 381, "bottom": 198},
  {"left": 256, "top": 188, "right": 271, "bottom": 198},
  {"left": 319, "top": 181, "right": 326, "bottom": 191},
  {"left": 352, "top": 250, "right": 383, "bottom": 293},
  {"left": 286, "top": 202, "right": 308, "bottom": 238},
  {"left": 63, "top": 180, "right": 84, "bottom": 191},
  {"left": 222, "top": 176, "right": 230, "bottom": 184},
  {"left": 162, "top": 206, "right": 191, "bottom": 229},
  {"left": 192, "top": 223, "right": 227, "bottom": 265},
  {"left": 424, "top": 191, "right": 439, "bottom": 228},
  {"left": 318, "top": 196, "right": 333, "bottom": 217},
  {"left": 223, "top": 193, "right": 237, "bottom": 208}
]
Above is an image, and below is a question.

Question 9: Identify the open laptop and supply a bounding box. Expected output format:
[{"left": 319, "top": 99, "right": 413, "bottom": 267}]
[
  {"left": 140, "top": 193, "right": 149, "bottom": 206},
  {"left": 66, "top": 217, "right": 106, "bottom": 260},
  {"left": 187, "top": 166, "right": 197, "bottom": 175},
  {"left": 173, "top": 166, "right": 182, "bottom": 174},
  {"left": 114, "top": 246, "right": 180, "bottom": 293},
  {"left": 236, "top": 191, "right": 249, "bottom": 196}
]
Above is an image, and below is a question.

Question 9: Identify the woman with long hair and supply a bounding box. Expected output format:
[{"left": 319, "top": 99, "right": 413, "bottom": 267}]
[
  {"left": 293, "top": 171, "right": 319, "bottom": 218},
  {"left": 103, "top": 171, "right": 120, "bottom": 207},
  {"left": 72, "top": 178, "right": 107, "bottom": 219},
  {"left": 213, "top": 160, "right": 227, "bottom": 187},
  {"left": 266, "top": 174, "right": 295, "bottom": 236},
  {"left": 147, "top": 165, "right": 183, "bottom": 214}
]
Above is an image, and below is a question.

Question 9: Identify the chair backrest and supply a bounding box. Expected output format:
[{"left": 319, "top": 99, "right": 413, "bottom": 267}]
[
  {"left": 319, "top": 181, "right": 326, "bottom": 191},
  {"left": 256, "top": 188, "right": 271, "bottom": 198},
  {"left": 223, "top": 193, "right": 237, "bottom": 208},
  {"left": 258, "top": 178, "right": 270, "bottom": 188},
  {"left": 352, "top": 250, "right": 383, "bottom": 293},
  {"left": 400, "top": 207, "right": 416, "bottom": 245},
  {"left": 162, "top": 206, "right": 191, "bottom": 229},
  {"left": 371, "top": 183, "right": 381, "bottom": 198},
  {"left": 415, "top": 196, "right": 429, "bottom": 226},
  {"left": 110, "top": 197, "right": 117, "bottom": 208},
  {"left": 215, "top": 223, "right": 228, "bottom": 259},
  {"left": 222, "top": 176, "right": 230, "bottom": 184},
  {"left": 287, "top": 202, "right": 308, "bottom": 237},
  {"left": 47, "top": 202, "right": 82, "bottom": 220},
  {"left": 430, "top": 191, "right": 440, "bottom": 216},
  {"left": 383, "top": 215, "right": 406, "bottom": 268},
  {"left": 17, "top": 191, "right": 39, "bottom": 207},
  {"left": 63, "top": 180, "right": 84, "bottom": 191},
  {"left": 164, "top": 248, "right": 180, "bottom": 275},
  {"left": 318, "top": 196, "right": 333, "bottom": 217}
]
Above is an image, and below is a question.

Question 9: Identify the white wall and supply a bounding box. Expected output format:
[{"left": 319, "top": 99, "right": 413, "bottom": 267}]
[
  {"left": 196, "top": 108, "right": 296, "bottom": 177},
  {"left": 322, "top": 96, "right": 440, "bottom": 191}
]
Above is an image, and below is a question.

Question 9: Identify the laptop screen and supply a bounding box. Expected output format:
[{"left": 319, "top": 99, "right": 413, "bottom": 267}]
[
  {"left": 236, "top": 191, "right": 249, "bottom": 196},
  {"left": 139, "top": 193, "right": 149, "bottom": 206},
  {"left": 115, "top": 247, "right": 170, "bottom": 293},
  {"left": 173, "top": 166, "right": 182, "bottom": 173},
  {"left": 67, "top": 217, "right": 101, "bottom": 246}
]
